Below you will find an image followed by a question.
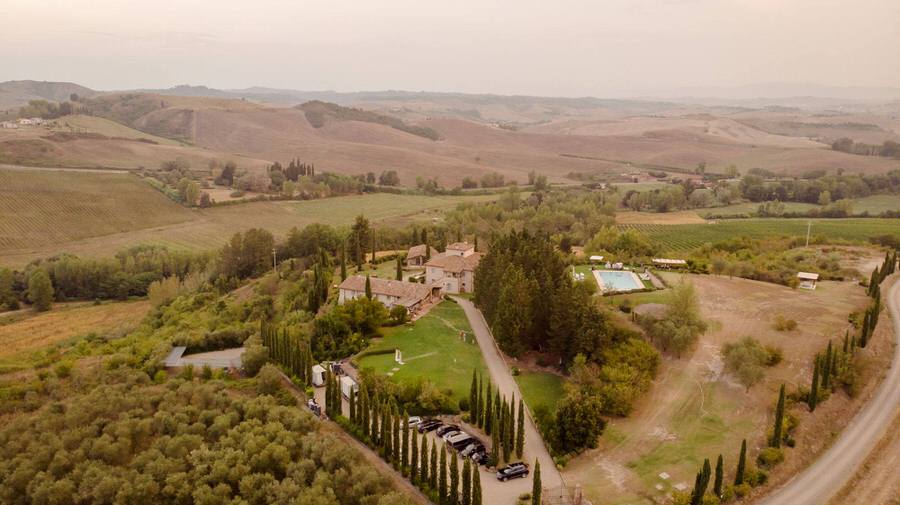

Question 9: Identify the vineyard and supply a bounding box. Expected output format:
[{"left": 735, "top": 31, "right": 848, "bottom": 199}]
[
  {"left": 621, "top": 218, "right": 900, "bottom": 252},
  {"left": 0, "top": 167, "right": 194, "bottom": 254}
]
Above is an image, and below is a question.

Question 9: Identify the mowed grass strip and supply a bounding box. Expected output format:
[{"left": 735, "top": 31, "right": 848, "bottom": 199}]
[
  {"left": 356, "top": 301, "right": 487, "bottom": 403},
  {"left": 621, "top": 218, "right": 900, "bottom": 252},
  {"left": 0, "top": 300, "right": 151, "bottom": 360},
  {"left": 515, "top": 370, "right": 565, "bottom": 416}
]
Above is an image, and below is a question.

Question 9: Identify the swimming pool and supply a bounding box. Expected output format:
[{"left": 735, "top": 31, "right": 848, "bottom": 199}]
[{"left": 593, "top": 270, "right": 643, "bottom": 292}]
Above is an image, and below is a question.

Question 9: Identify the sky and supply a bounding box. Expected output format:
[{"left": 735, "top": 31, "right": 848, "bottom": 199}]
[{"left": 2, "top": 0, "right": 899, "bottom": 97}]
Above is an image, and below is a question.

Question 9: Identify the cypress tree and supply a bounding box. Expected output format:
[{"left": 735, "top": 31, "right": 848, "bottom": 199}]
[
  {"left": 472, "top": 463, "right": 482, "bottom": 505},
  {"left": 420, "top": 435, "right": 430, "bottom": 488},
  {"left": 430, "top": 441, "right": 438, "bottom": 489},
  {"left": 691, "top": 458, "right": 711, "bottom": 505},
  {"left": 401, "top": 412, "right": 410, "bottom": 472},
  {"left": 365, "top": 275, "right": 372, "bottom": 299},
  {"left": 809, "top": 357, "right": 820, "bottom": 412},
  {"left": 771, "top": 384, "right": 785, "bottom": 448},
  {"left": 690, "top": 472, "right": 703, "bottom": 505},
  {"left": 449, "top": 449, "right": 460, "bottom": 505},
  {"left": 516, "top": 397, "right": 525, "bottom": 458},
  {"left": 735, "top": 439, "right": 747, "bottom": 486},
  {"left": 472, "top": 372, "right": 484, "bottom": 428},
  {"left": 360, "top": 387, "right": 370, "bottom": 440},
  {"left": 531, "top": 460, "right": 541, "bottom": 505},
  {"left": 340, "top": 241, "right": 347, "bottom": 280},
  {"left": 396, "top": 413, "right": 405, "bottom": 469},
  {"left": 348, "top": 388, "right": 356, "bottom": 424},
  {"left": 439, "top": 447, "right": 448, "bottom": 505},
  {"left": 469, "top": 370, "right": 478, "bottom": 419},
  {"left": 371, "top": 235, "right": 377, "bottom": 264},
  {"left": 462, "top": 459, "right": 472, "bottom": 505},
  {"left": 410, "top": 427, "right": 419, "bottom": 482},
  {"left": 843, "top": 330, "right": 849, "bottom": 355},
  {"left": 381, "top": 405, "right": 390, "bottom": 458},
  {"left": 484, "top": 385, "right": 493, "bottom": 434},
  {"left": 396, "top": 255, "right": 403, "bottom": 281},
  {"left": 490, "top": 412, "right": 501, "bottom": 466},
  {"left": 391, "top": 415, "right": 403, "bottom": 468},
  {"left": 714, "top": 454, "right": 724, "bottom": 497}
]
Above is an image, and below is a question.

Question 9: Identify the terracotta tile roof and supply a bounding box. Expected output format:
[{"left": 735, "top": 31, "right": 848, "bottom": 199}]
[
  {"left": 339, "top": 275, "right": 433, "bottom": 301},
  {"left": 407, "top": 244, "right": 438, "bottom": 258},
  {"left": 446, "top": 241, "right": 474, "bottom": 251},
  {"left": 425, "top": 252, "right": 482, "bottom": 273}
]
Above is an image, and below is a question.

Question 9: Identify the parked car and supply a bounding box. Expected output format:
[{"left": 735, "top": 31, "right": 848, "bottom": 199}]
[
  {"left": 497, "top": 462, "right": 529, "bottom": 481},
  {"left": 460, "top": 441, "right": 484, "bottom": 457},
  {"left": 449, "top": 433, "right": 474, "bottom": 449},
  {"left": 306, "top": 399, "right": 321, "bottom": 417},
  {"left": 441, "top": 430, "right": 462, "bottom": 441},
  {"left": 408, "top": 416, "right": 424, "bottom": 427},
  {"left": 418, "top": 420, "right": 442, "bottom": 433},
  {"left": 470, "top": 450, "right": 489, "bottom": 465},
  {"left": 436, "top": 424, "right": 460, "bottom": 437}
]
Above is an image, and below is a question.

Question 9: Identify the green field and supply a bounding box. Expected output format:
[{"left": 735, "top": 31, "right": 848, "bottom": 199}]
[
  {"left": 0, "top": 168, "right": 505, "bottom": 267},
  {"left": 355, "top": 301, "right": 487, "bottom": 403},
  {"left": 621, "top": 218, "right": 900, "bottom": 252},
  {"left": 515, "top": 370, "right": 565, "bottom": 415},
  {"left": 849, "top": 194, "right": 900, "bottom": 214}
]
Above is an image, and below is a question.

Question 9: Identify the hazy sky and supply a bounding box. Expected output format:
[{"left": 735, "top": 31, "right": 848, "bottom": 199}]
[{"left": 2, "top": 0, "right": 899, "bottom": 97}]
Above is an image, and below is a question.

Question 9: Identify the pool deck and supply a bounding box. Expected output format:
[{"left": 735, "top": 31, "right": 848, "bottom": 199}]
[{"left": 593, "top": 269, "right": 645, "bottom": 293}]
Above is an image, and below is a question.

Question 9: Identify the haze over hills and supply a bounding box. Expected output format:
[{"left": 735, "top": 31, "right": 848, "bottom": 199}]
[{"left": 2, "top": 80, "right": 899, "bottom": 185}]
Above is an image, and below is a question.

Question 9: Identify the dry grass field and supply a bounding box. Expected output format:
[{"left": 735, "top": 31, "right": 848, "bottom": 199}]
[
  {"left": 563, "top": 272, "right": 871, "bottom": 505},
  {"left": 0, "top": 300, "right": 150, "bottom": 361},
  {"left": 0, "top": 168, "right": 503, "bottom": 267}
]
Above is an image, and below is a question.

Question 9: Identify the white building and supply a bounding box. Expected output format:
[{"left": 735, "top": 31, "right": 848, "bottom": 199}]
[
  {"left": 425, "top": 242, "right": 481, "bottom": 294},
  {"left": 338, "top": 275, "right": 440, "bottom": 313},
  {"left": 0, "top": 121, "right": 18, "bottom": 129},
  {"left": 797, "top": 272, "right": 819, "bottom": 290}
]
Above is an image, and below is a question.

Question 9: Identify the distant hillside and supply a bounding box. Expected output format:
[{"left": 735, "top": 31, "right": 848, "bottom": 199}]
[
  {"left": 297, "top": 100, "right": 441, "bottom": 140},
  {"left": 0, "top": 80, "right": 96, "bottom": 110}
]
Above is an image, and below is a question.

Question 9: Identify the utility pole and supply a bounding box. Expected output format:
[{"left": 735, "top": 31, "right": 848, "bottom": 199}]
[
  {"left": 805, "top": 221, "right": 811, "bottom": 248},
  {"left": 272, "top": 248, "right": 278, "bottom": 275}
]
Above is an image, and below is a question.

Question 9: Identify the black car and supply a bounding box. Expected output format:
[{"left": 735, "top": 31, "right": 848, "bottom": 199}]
[
  {"left": 417, "top": 420, "right": 442, "bottom": 433},
  {"left": 470, "top": 450, "right": 489, "bottom": 465},
  {"left": 435, "top": 424, "right": 460, "bottom": 437},
  {"left": 497, "top": 462, "right": 529, "bottom": 481}
]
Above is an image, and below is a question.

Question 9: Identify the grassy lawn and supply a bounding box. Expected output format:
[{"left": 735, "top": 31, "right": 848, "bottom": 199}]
[
  {"left": 848, "top": 194, "right": 900, "bottom": 214},
  {"left": 356, "top": 301, "right": 487, "bottom": 403},
  {"left": 515, "top": 370, "right": 565, "bottom": 415},
  {"left": 696, "top": 201, "right": 818, "bottom": 217}
]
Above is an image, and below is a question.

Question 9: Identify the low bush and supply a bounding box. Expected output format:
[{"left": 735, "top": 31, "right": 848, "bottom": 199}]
[{"left": 756, "top": 447, "right": 784, "bottom": 468}]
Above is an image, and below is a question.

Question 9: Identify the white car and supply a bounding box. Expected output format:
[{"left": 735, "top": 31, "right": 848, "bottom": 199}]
[
  {"left": 441, "top": 430, "right": 462, "bottom": 441},
  {"left": 408, "top": 416, "right": 423, "bottom": 427}
]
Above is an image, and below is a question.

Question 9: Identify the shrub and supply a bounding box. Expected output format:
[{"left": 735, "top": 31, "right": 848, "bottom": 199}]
[
  {"left": 765, "top": 345, "right": 783, "bottom": 366},
  {"left": 54, "top": 362, "right": 72, "bottom": 379},
  {"left": 756, "top": 447, "right": 784, "bottom": 468},
  {"left": 774, "top": 315, "right": 797, "bottom": 331},
  {"left": 733, "top": 483, "right": 752, "bottom": 497},
  {"left": 257, "top": 363, "right": 283, "bottom": 396},
  {"left": 459, "top": 397, "right": 470, "bottom": 412},
  {"left": 241, "top": 339, "right": 269, "bottom": 376},
  {"left": 510, "top": 366, "right": 520, "bottom": 376},
  {"left": 179, "top": 364, "right": 195, "bottom": 381},
  {"left": 201, "top": 364, "right": 213, "bottom": 380},
  {"left": 153, "top": 370, "right": 168, "bottom": 383},
  {"left": 389, "top": 305, "right": 408, "bottom": 325}
]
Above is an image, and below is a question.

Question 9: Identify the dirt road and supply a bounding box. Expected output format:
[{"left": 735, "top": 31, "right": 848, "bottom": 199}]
[
  {"left": 757, "top": 278, "right": 900, "bottom": 505},
  {"left": 454, "top": 297, "right": 564, "bottom": 499}
]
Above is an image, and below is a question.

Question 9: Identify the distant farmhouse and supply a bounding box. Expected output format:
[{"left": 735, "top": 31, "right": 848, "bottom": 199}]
[
  {"left": 0, "top": 121, "right": 18, "bottom": 129},
  {"left": 406, "top": 244, "right": 438, "bottom": 267},
  {"left": 425, "top": 242, "right": 481, "bottom": 294},
  {"left": 338, "top": 275, "right": 441, "bottom": 314}
]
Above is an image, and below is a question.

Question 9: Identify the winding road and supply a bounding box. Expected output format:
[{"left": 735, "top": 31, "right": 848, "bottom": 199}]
[
  {"left": 758, "top": 278, "right": 900, "bottom": 505},
  {"left": 453, "top": 297, "right": 564, "bottom": 492}
]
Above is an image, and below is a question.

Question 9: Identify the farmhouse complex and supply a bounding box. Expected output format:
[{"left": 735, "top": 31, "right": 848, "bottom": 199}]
[
  {"left": 425, "top": 241, "right": 481, "bottom": 294},
  {"left": 338, "top": 275, "right": 440, "bottom": 314}
]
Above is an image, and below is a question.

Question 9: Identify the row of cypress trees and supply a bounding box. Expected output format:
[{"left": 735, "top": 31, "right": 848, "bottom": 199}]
[
  {"left": 332, "top": 381, "right": 484, "bottom": 505},
  {"left": 260, "top": 321, "right": 315, "bottom": 386},
  {"left": 468, "top": 370, "right": 526, "bottom": 465},
  {"left": 686, "top": 439, "right": 750, "bottom": 504}
]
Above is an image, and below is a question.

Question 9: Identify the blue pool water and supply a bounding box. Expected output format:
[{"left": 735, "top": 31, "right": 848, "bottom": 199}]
[{"left": 596, "top": 270, "right": 643, "bottom": 291}]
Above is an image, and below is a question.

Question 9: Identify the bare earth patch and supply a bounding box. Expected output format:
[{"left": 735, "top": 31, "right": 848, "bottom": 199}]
[
  {"left": 0, "top": 300, "right": 150, "bottom": 359},
  {"left": 616, "top": 210, "right": 707, "bottom": 225},
  {"left": 563, "top": 273, "right": 869, "bottom": 505}
]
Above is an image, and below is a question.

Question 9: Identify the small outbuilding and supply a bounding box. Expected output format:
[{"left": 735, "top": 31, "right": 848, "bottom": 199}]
[
  {"left": 311, "top": 364, "right": 326, "bottom": 387},
  {"left": 652, "top": 258, "right": 688, "bottom": 269},
  {"left": 589, "top": 255, "right": 605, "bottom": 263},
  {"left": 797, "top": 272, "right": 819, "bottom": 290},
  {"left": 340, "top": 376, "right": 359, "bottom": 399}
]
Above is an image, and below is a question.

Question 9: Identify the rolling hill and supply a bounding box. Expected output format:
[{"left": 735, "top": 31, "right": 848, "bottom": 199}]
[{"left": 0, "top": 80, "right": 96, "bottom": 110}]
